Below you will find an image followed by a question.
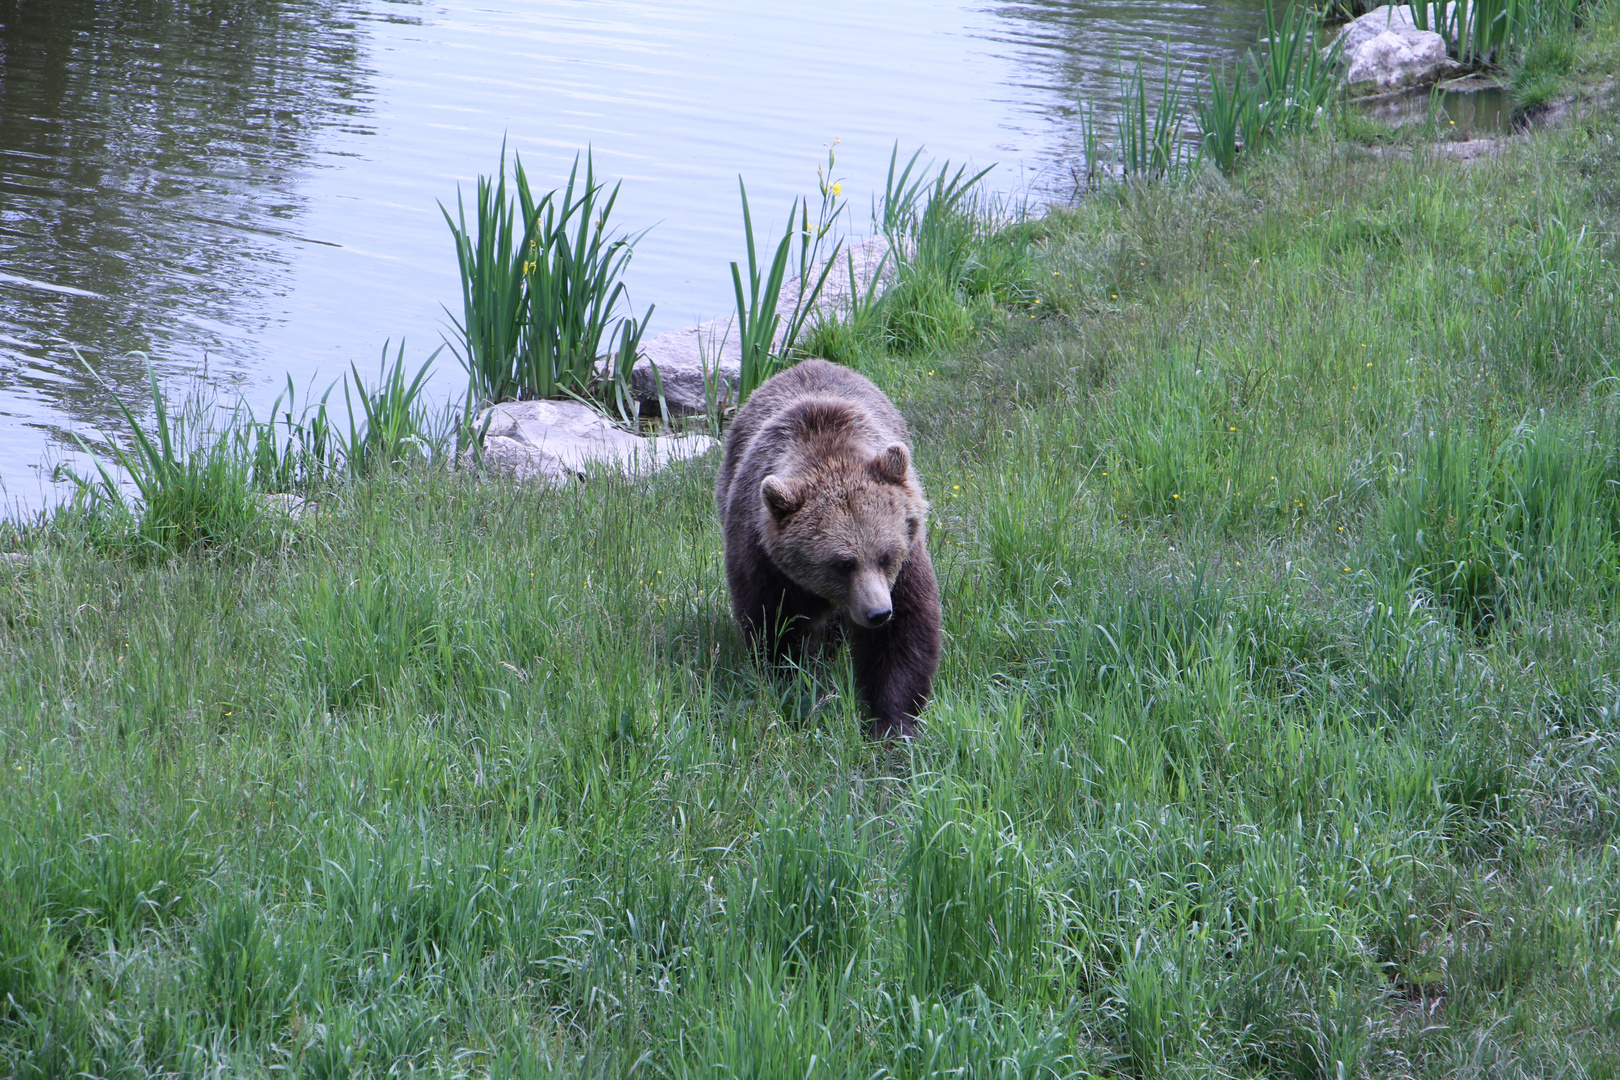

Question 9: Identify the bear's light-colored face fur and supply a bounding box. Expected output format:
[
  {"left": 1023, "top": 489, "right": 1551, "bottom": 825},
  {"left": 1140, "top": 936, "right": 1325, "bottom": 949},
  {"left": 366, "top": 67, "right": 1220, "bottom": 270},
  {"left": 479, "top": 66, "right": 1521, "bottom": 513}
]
[{"left": 758, "top": 443, "right": 927, "bottom": 628}]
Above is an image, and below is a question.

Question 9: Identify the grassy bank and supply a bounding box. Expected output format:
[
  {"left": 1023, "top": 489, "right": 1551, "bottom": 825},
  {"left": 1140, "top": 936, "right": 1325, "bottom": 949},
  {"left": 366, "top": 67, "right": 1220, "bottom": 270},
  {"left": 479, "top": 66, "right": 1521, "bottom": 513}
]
[{"left": 6, "top": 12, "right": 1620, "bottom": 1078}]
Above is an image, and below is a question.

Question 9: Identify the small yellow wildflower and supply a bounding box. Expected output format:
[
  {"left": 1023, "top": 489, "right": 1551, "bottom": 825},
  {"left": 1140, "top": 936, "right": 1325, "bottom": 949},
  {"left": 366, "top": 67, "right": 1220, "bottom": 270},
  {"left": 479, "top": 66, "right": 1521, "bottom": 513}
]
[{"left": 832, "top": 182, "right": 843, "bottom": 196}]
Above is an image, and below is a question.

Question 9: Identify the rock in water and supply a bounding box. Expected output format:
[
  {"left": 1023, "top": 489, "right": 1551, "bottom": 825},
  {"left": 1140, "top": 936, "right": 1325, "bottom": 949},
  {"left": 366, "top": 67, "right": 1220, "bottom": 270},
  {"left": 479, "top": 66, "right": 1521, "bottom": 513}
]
[{"left": 1329, "top": 5, "right": 1461, "bottom": 97}]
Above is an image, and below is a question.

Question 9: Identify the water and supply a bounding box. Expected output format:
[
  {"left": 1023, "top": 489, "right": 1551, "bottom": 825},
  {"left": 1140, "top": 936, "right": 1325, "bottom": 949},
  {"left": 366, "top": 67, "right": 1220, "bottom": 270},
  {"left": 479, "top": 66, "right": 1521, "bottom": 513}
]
[
  {"left": 1363, "top": 83, "right": 1513, "bottom": 139},
  {"left": 0, "top": 0, "right": 1279, "bottom": 512}
]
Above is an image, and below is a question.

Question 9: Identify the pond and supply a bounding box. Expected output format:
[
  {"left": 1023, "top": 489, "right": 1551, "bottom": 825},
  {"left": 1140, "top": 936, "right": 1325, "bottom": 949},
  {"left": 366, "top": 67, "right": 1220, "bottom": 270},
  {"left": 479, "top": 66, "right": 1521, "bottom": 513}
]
[{"left": 0, "top": 0, "right": 1292, "bottom": 511}]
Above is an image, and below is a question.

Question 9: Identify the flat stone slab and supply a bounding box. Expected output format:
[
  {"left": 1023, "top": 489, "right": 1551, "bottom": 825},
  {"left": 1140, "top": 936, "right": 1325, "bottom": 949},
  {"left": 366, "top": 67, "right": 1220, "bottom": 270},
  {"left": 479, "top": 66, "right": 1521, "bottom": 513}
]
[
  {"left": 1329, "top": 6, "right": 1462, "bottom": 98},
  {"left": 1436, "top": 74, "right": 1504, "bottom": 93},
  {"left": 630, "top": 236, "right": 897, "bottom": 416},
  {"left": 468, "top": 398, "right": 716, "bottom": 486}
]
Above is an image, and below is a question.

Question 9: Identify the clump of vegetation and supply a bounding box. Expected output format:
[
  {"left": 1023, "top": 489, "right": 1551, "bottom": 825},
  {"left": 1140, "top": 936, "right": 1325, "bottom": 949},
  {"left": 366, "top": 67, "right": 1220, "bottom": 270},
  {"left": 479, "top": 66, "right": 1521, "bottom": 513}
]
[
  {"left": 1383, "top": 419, "right": 1620, "bottom": 634},
  {"left": 1117, "top": 56, "right": 1193, "bottom": 181},
  {"left": 64, "top": 355, "right": 278, "bottom": 560},
  {"left": 1408, "top": 0, "right": 1596, "bottom": 116},
  {"left": 803, "top": 145, "right": 1038, "bottom": 366},
  {"left": 444, "top": 150, "right": 651, "bottom": 415},
  {"left": 1197, "top": 3, "right": 1340, "bottom": 173},
  {"left": 729, "top": 167, "right": 843, "bottom": 407},
  {"left": 61, "top": 341, "right": 449, "bottom": 560},
  {"left": 1409, "top": 0, "right": 1586, "bottom": 68}
]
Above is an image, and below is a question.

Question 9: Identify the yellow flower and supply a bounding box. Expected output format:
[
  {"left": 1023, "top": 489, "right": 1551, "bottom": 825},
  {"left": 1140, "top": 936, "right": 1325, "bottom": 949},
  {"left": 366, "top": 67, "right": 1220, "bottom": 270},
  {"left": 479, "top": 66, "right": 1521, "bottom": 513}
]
[{"left": 832, "top": 182, "right": 843, "bottom": 197}]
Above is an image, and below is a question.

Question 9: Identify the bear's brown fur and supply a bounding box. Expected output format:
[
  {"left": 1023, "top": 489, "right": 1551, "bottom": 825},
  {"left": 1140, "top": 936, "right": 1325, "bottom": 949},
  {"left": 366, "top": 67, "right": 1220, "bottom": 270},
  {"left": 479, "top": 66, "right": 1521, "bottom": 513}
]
[{"left": 715, "top": 359, "right": 942, "bottom": 741}]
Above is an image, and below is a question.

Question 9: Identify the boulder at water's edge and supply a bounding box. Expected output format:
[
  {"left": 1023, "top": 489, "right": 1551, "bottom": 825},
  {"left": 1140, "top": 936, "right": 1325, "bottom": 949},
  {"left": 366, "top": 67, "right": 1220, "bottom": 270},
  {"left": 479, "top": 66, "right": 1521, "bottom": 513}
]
[
  {"left": 1329, "top": 6, "right": 1462, "bottom": 97},
  {"left": 467, "top": 399, "right": 716, "bottom": 486}
]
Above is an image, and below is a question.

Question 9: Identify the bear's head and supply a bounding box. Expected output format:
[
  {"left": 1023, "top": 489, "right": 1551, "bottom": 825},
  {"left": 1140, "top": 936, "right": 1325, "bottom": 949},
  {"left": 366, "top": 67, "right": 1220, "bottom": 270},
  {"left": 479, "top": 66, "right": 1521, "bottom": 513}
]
[{"left": 758, "top": 442, "right": 927, "bottom": 628}]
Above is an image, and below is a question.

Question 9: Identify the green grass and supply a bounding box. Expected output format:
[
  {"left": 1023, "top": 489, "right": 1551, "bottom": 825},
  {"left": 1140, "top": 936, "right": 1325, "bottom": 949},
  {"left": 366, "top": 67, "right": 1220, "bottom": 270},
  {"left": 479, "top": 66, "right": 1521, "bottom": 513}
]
[{"left": 5, "top": 25, "right": 1620, "bottom": 1078}]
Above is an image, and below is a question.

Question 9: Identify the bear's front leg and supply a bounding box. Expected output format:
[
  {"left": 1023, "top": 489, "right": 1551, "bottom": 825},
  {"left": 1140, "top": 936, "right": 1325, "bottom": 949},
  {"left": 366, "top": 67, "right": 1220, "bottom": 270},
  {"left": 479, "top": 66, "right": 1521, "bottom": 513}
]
[{"left": 847, "top": 546, "right": 942, "bottom": 741}]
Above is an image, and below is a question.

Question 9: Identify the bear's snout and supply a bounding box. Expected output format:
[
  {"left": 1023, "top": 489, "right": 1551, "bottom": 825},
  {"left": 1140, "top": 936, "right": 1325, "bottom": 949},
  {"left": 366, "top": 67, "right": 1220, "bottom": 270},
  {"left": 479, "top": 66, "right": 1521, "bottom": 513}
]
[{"left": 849, "top": 571, "right": 894, "bottom": 629}]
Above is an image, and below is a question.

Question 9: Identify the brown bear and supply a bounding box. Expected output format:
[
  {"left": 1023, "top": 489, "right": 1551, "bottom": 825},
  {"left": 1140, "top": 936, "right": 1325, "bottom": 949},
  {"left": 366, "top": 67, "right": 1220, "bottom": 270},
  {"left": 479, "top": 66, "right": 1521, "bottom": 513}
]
[{"left": 715, "top": 359, "right": 942, "bottom": 741}]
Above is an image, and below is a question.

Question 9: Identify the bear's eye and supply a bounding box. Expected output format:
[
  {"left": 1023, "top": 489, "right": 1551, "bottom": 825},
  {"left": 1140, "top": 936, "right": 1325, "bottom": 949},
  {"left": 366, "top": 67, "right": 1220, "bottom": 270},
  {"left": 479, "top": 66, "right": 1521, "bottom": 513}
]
[
  {"left": 833, "top": 557, "right": 857, "bottom": 574},
  {"left": 878, "top": 552, "right": 895, "bottom": 571}
]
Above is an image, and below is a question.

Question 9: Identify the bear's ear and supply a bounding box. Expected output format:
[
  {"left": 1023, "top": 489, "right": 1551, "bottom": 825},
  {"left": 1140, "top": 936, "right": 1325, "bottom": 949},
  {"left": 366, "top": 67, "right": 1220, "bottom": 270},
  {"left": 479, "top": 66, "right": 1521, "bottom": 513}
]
[
  {"left": 870, "top": 442, "right": 910, "bottom": 484},
  {"left": 761, "top": 475, "right": 803, "bottom": 520}
]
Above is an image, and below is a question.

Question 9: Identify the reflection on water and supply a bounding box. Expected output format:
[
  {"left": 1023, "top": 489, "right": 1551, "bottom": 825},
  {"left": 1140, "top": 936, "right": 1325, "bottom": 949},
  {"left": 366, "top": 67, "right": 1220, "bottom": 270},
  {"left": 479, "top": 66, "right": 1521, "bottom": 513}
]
[
  {"left": 985, "top": 0, "right": 1267, "bottom": 185},
  {"left": 1362, "top": 86, "right": 1513, "bottom": 140},
  {"left": 0, "top": 0, "right": 1274, "bottom": 512},
  {"left": 0, "top": 0, "right": 381, "bottom": 480}
]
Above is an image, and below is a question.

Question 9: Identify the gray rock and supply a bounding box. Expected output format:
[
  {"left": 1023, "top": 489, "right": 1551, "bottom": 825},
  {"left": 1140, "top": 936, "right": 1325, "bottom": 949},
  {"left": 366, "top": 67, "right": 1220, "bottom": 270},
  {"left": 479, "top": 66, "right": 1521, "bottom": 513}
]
[
  {"left": 1329, "top": 6, "right": 1461, "bottom": 97},
  {"left": 629, "top": 236, "right": 897, "bottom": 416},
  {"left": 1, "top": 552, "right": 30, "bottom": 567},
  {"left": 631, "top": 314, "right": 740, "bottom": 418},
  {"left": 467, "top": 398, "right": 716, "bottom": 486}
]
